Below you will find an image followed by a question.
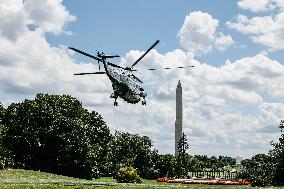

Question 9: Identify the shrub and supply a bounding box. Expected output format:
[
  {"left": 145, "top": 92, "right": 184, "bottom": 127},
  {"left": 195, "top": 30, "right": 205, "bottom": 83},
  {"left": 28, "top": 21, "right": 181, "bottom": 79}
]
[{"left": 114, "top": 166, "right": 142, "bottom": 183}]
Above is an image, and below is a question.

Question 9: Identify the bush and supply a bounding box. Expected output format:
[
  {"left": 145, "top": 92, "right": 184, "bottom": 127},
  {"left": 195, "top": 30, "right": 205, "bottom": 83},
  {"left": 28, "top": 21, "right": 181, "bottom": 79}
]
[{"left": 114, "top": 166, "right": 143, "bottom": 183}]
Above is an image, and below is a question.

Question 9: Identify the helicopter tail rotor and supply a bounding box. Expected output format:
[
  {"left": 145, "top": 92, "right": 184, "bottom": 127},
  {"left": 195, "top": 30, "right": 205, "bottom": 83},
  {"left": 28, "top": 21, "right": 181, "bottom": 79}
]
[{"left": 97, "top": 60, "right": 101, "bottom": 70}]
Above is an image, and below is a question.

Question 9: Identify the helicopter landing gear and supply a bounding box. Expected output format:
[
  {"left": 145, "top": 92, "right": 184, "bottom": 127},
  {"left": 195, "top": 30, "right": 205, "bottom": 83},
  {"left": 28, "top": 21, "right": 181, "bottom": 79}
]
[
  {"left": 114, "top": 97, "right": 118, "bottom": 106},
  {"left": 114, "top": 101, "right": 118, "bottom": 106},
  {"left": 142, "top": 99, "right": 146, "bottom": 105},
  {"left": 111, "top": 93, "right": 118, "bottom": 106}
]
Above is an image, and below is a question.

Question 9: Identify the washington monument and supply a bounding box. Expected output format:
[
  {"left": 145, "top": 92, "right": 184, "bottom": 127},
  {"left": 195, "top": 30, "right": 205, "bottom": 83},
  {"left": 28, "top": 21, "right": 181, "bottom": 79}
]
[{"left": 175, "top": 80, "right": 183, "bottom": 155}]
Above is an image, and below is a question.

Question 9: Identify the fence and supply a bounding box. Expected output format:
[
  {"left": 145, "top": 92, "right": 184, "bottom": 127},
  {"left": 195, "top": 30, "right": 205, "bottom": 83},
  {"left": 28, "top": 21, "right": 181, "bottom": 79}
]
[{"left": 188, "top": 170, "right": 238, "bottom": 180}]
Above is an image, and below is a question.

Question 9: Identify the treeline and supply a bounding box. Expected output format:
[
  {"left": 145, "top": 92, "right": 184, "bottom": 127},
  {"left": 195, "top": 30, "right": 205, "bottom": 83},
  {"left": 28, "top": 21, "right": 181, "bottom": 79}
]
[
  {"left": 0, "top": 94, "right": 236, "bottom": 179},
  {"left": 237, "top": 121, "right": 284, "bottom": 186}
]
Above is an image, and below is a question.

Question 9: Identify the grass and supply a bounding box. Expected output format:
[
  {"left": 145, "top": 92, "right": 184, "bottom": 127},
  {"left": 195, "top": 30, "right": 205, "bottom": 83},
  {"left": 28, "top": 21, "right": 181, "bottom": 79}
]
[
  {"left": 223, "top": 165, "right": 242, "bottom": 171},
  {"left": 0, "top": 169, "right": 283, "bottom": 189}
]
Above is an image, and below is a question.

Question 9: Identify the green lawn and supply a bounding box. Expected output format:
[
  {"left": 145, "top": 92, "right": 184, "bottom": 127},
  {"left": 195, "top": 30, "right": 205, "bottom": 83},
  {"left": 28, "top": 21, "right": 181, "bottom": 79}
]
[{"left": 0, "top": 169, "right": 283, "bottom": 189}]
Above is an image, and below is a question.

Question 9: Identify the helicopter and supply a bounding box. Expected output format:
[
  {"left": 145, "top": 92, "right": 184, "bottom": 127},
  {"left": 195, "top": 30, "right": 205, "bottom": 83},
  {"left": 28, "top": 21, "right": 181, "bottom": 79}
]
[{"left": 68, "top": 40, "right": 194, "bottom": 106}]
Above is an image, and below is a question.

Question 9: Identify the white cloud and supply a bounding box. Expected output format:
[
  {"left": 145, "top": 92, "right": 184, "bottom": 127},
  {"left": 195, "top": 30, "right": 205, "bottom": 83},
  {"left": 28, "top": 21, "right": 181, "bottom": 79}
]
[
  {"left": 238, "top": 0, "right": 271, "bottom": 12},
  {"left": 0, "top": 0, "right": 75, "bottom": 41},
  {"left": 238, "top": 0, "right": 284, "bottom": 12},
  {"left": 178, "top": 11, "right": 233, "bottom": 54},
  {"left": 0, "top": 0, "right": 110, "bottom": 107},
  {"left": 0, "top": 0, "right": 27, "bottom": 40},
  {"left": 227, "top": 15, "right": 276, "bottom": 35},
  {"left": 224, "top": 88, "right": 263, "bottom": 105},
  {"left": 200, "top": 95, "right": 225, "bottom": 107},
  {"left": 0, "top": 1, "right": 283, "bottom": 158},
  {"left": 215, "top": 33, "right": 234, "bottom": 51},
  {"left": 273, "top": 0, "right": 284, "bottom": 10},
  {"left": 117, "top": 49, "right": 284, "bottom": 157},
  {"left": 228, "top": 1, "right": 284, "bottom": 50},
  {"left": 24, "top": 0, "right": 75, "bottom": 34}
]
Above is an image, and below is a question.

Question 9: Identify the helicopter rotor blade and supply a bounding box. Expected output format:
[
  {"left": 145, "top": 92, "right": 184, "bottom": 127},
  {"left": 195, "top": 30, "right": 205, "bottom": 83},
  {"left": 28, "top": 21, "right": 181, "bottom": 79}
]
[
  {"left": 178, "top": 66, "right": 194, "bottom": 69},
  {"left": 131, "top": 40, "right": 159, "bottom": 69},
  {"left": 74, "top": 72, "right": 106, "bottom": 75},
  {"left": 132, "top": 65, "right": 194, "bottom": 71},
  {"left": 68, "top": 47, "right": 103, "bottom": 62},
  {"left": 147, "top": 65, "right": 194, "bottom": 71}
]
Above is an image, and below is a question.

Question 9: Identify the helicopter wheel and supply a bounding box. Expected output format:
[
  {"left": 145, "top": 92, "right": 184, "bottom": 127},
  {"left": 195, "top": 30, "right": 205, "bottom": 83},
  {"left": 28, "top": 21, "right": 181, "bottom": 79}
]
[
  {"left": 142, "top": 100, "right": 146, "bottom": 105},
  {"left": 114, "top": 101, "right": 118, "bottom": 106}
]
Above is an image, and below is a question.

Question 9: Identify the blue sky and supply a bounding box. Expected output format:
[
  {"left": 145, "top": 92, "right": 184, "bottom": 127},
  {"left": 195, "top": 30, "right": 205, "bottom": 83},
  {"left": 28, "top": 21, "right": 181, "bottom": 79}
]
[
  {"left": 47, "top": 0, "right": 241, "bottom": 65},
  {"left": 1, "top": 0, "right": 284, "bottom": 158},
  {"left": 47, "top": 0, "right": 284, "bottom": 66}
]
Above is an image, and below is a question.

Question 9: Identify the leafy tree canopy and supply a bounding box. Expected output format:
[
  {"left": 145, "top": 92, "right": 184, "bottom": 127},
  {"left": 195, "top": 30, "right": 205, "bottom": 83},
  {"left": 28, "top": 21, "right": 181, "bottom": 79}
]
[
  {"left": 238, "top": 154, "right": 274, "bottom": 186},
  {"left": 1, "top": 94, "right": 111, "bottom": 179},
  {"left": 238, "top": 120, "right": 284, "bottom": 186},
  {"left": 109, "top": 131, "right": 155, "bottom": 179},
  {"left": 270, "top": 120, "right": 284, "bottom": 185},
  {"left": 0, "top": 102, "right": 6, "bottom": 167}
]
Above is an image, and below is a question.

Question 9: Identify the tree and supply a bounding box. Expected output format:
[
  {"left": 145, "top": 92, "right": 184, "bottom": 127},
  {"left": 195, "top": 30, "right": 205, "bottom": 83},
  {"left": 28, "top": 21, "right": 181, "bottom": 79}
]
[
  {"left": 1, "top": 94, "right": 111, "bottom": 179},
  {"left": 0, "top": 103, "right": 14, "bottom": 169},
  {"left": 109, "top": 131, "right": 155, "bottom": 179},
  {"left": 0, "top": 102, "right": 4, "bottom": 132},
  {"left": 177, "top": 132, "right": 189, "bottom": 157},
  {"left": 176, "top": 132, "right": 189, "bottom": 177},
  {"left": 0, "top": 102, "right": 3, "bottom": 123},
  {"left": 0, "top": 102, "right": 6, "bottom": 168},
  {"left": 219, "top": 156, "right": 236, "bottom": 167},
  {"left": 155, "top": 154, "right": 176, "bottom": 178},
  {"left": 237, "top": 154, "right": 274, "bottom": 186},
  {"left": 194, "top": 155, "right": 209, "bottom": 170},
  {"left": 237, "top": 120, "right": 284, "bottom": 186},
  {"left": 270, "top": 120, "right": 284, "bottom": 185}
]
